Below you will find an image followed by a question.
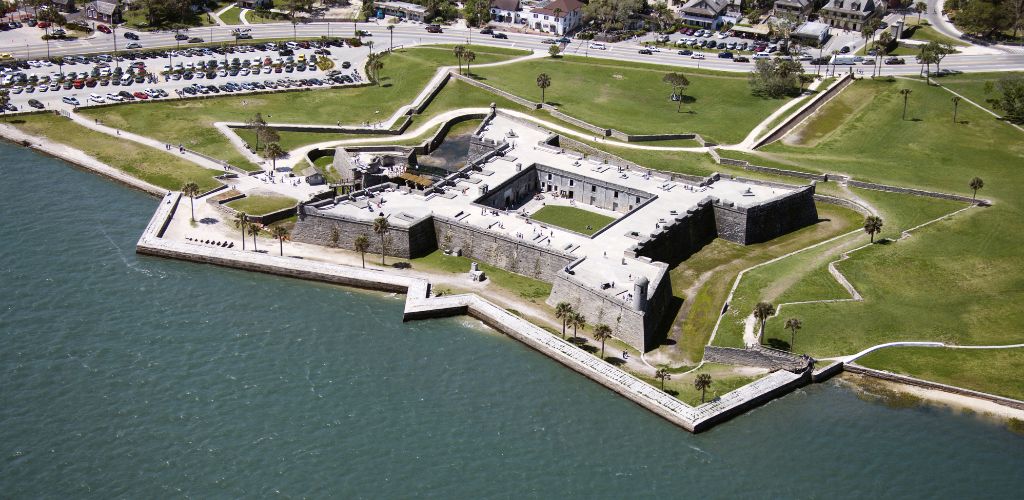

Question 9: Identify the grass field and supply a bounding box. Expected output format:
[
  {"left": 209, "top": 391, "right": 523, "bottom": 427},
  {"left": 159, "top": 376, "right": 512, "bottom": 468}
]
[
  {"left": 79, "top": 45, "right": 530, "bottom": 168},
  {"left": 218, "top": 6, "right": 243, "bottom": 25},
  {"left": 933, "top": 71, "right": 1024, "bottom": 116},
  {"left": 858, "top": 347, "right": 1024, "bottom": 401},
  {"left": 530, "top": 205, "right": 616, "bottom": 236},
  {"left": 745, "top": 77, "right": 1024, "bottom": 397},
  {"left": 640, "top": 363, "right": 762, "bottom": 406},
  {"left": 226, "top": 194, "right": 297, "bottom": 215},
  {"left": 473, "top": 55, "right": 795, "bottom": 144},
  {"left": 10, "top": 114, "right": 222, "bottom": 192},
  {"left": 412, "top": 250, "right": 552, "bottom": 301}
]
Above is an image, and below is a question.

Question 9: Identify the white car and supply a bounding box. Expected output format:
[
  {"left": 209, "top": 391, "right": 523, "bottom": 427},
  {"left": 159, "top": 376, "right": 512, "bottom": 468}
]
[
  {"left": 717, "top": 31, "right": 729, "bottom": 39},
  {"left": 691, "top": 53, "right": 705, "bottom": 60},
  {"left": 106, "top": 93, "right": 123, "bottom": 101},
  {"left": 89, "top": 93, "right": 105, "bottom": 103},
  {"left": 286, "top": 41, "right": 299, "bottom": 49},
  {"left": 588, "top": 42, "right": 607, "bottom": 50}
]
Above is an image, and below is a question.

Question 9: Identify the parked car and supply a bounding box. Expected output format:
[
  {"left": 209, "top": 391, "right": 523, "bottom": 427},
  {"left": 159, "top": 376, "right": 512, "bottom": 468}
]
[
  {"left": 62, "top": 96, "right": 80, "bottom": 105},
  {"left": 96, "top": 24, "right": 111, "bottom": 34},
  {"left": 28, "top": 98, "right": 43, "bottom": 109}
]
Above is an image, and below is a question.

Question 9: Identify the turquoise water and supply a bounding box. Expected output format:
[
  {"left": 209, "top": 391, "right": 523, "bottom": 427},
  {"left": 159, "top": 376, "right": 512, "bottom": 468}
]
[{"left": 2, "top": 141, "right": 1023, "bottom": 497}]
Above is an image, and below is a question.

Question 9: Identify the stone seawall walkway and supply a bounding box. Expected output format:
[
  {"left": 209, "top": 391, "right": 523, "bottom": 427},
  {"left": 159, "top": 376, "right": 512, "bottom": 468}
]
[{"left": 137, "top": 192, "right": 811, "bottom": 433}]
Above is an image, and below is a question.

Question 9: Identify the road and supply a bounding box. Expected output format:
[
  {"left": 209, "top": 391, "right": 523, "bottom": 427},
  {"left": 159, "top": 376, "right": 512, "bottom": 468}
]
[{"left": 5, "top": 19, "right": 1024, "bottom": 76}]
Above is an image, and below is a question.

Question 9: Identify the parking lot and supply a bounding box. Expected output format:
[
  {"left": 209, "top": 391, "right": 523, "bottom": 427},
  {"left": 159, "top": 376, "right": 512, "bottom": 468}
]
[{"left": 1, "top": 38, "right": 369, "bottom": 113}]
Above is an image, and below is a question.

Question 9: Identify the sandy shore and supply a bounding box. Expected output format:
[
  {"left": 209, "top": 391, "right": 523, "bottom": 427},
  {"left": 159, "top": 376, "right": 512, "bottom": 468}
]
[{"left": 840, "top": 374, "right": 1024, "bottom": 422}]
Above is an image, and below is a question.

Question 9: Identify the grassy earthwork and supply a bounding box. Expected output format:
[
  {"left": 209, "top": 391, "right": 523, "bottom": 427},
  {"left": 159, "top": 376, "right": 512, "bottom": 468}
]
[
  {"left": 857, "top": 347, "right": 1024, "bottom": 401},
  {"left": 530, "top": 205, "right": 616, "bottom": 236},
  {"left": 472, "top": 55, "right": 798, "bottom": 144},
  {"left": 225, "top": 194, "right": 297, "bottom": 215},
  {"left": 10, "top": 113, "right": 222, "bottom": 192},
  {"left": 411, "top": 250, "right": 553, "bottom": 302}
]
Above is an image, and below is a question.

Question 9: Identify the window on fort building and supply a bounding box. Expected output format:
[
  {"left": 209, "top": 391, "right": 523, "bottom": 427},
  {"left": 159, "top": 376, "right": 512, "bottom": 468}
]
[
  {"left": 614, "top": 191, "right": 619, "bottom": 198},
  {"left": 568, "top": 179, "right": 574, "bottom": 187},
  {"left": 547, "top": 173, "right": 552, "bottom": 180},
  {"left": 636, "top": 196, "right": 641, "bottom": 203},
  {"left": 591, "top": 185, "right": 597, "bottom": 192}
]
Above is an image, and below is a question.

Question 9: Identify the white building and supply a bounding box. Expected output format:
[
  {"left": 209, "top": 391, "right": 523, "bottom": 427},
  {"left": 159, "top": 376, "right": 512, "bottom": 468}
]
[
  {"left": 527, "top": 0, "right": 585, "bottom": 35},
  {"left": 676, "top": 0, "right": 730, "bottom": 30},
  {"left": 490, "top": 0, "right": 524, "bottom": 24}
]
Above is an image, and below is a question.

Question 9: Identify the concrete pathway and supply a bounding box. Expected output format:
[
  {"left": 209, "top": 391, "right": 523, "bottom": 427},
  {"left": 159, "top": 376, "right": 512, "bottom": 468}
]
[
  {"left": 211, "top": 4, "right": 234, "bottom": 27},
  {"left": 729, "top": 78, "right": 827, "bottom": 151},
  {"left": 239, "top": 8, "right": 252, "bottom": 26},
  {"left": 825, "top": 340, "right": 1024, "bottom": 363}
]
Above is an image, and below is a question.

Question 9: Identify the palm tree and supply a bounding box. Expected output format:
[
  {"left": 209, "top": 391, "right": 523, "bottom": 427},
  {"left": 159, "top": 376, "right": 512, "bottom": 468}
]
[
  {"left": 263, "top": 142, "right": 285, "bottom": 170},
  {"left": 181, "top": 181, "right": 200, "bottom": 222},
  {"left": 247, "top": 222, "right": 262, "bottom": 252},
  {"left": 536, "top": 73, "right": 551, "bottom": 105},
  {"left": 969, "top": 177, "right": 984, "bottom": 201},
  {"left": 234, "top": 211, "right": 249, "bottom": 250},
  {"left": 952, "top": 96, "right": 962, "bottom": 123},
  {"left": 655, "top": 368, "right": 671, "bottom": 391},
  {"left": 663, "top": 72, "right": 690, "bottom": 113},
  {"left": 899, "top": 88, "right": 912, "bottom": 120},
  {"left": 593, "top": 323, "right": 612, "bottom": 359},
  {"left": 373, "top": 216, "right": 390, "bottom": 266},
  {"left": 54, "top": 56, "right": 64, "bottom": 77},
  {"left": 864, "top": 215, "right": 884, "bottom": 243},
  {"left": 271, "top": 225, "right": 289, "bottom": 256},
  {"left": 464, "top": 50, "right": 476, "bottom": 75},
  {"left": 915, "top": 1, "right": 927, "bottom": 24},
  {"left": 248, "top": 112, "right": 267, "bottom": 151},
  {"left": 453, "top": 45, "right": 465, "bottom": 74},
  {"left": 569, "top": 312, "right": 586, "bottom": 338},
  {"left": 354, "top": 234, "right": 370, "bottom": 268},
  {"left": 784, "top": 318, "right": 802, "bottom": 351},
  {"left": 554, "top": 301, "right": 573, "bottom": 338},
  {"left": 753, "top": 301, "right": 776, "bottom": 343},
  {"left": 694, "top": 373, "right": 713, "bottom": 403}
]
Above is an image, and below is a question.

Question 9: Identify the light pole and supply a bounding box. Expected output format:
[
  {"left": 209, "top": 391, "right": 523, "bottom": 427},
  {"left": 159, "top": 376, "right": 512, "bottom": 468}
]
[{"left": 112, "top": 24, "right": 118, "bottom": 70}]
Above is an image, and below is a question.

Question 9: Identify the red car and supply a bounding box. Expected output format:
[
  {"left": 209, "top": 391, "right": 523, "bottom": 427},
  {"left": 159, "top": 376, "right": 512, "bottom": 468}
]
[
  {"left": 37, "top": 21, "right": 50, "bottom": 29},
  {"left": 133, "top": 91, "right": 148, "bottom": 99},
  {"left": 97, "top": 24, "right": 111, "bottom": 34}
]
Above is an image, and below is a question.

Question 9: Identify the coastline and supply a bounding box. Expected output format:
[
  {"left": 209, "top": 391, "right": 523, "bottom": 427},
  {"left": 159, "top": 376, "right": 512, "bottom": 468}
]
[
  {"left": 839, "top": 374, "right": 1024, "bottom": 423},
  {"left": 5, "top": 122, "right": 1023, "bottom": 431}
]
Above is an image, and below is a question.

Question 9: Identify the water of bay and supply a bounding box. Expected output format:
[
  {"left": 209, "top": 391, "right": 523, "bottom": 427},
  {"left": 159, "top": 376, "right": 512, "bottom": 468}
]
[{"left": 1, "top": 142, "right": 1022, "bottom": 498}]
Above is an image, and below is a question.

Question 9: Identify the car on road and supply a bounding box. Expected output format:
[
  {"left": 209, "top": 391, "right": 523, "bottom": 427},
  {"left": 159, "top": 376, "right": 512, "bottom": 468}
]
[
  {"left": 236, "top": 32, "right": 253, "bottom": 39},
  {"left": 589, "top": 42, "right": 607, "bottom": 50},
  {"left": 541, "top": 38, "right": 556, "bottom": 44},
  {"left": 691, "top": 53, "right": 705, "bottom": 59},
  {"left": 638, "top": 48, "right": 652, "bottom": 55},
  {"left": 188, "top": 37, "right": 203, "bottom": 43},
  {"left": 718, "top": 51, "right": 733, "bottom": 58},
  {"left": 124, "top": 31, "right": 139, "bottom": 40},
  {"left": 174, "top": 33, "right": 188, "bottom": 41},
  {"left": 885, "top": 56, "right": 906, "bottom": 65},
  {"left": 126, "top": 42, "right": 142, "bottom": 49},
  {"left": 97, "top": 24, "right": 111, "bottom": 34},
  {"left": 492, "top": 32, "right": 508, "bottom": 39},
  {"left": 28, "top": 98, "right": 43, "bottom": 109},
  {"left": 425, "top": 24, "right": 442, "bottom": 33},
  {"left": 479, "top": 27, "right": 493, "bottom": 35},
  {"left": 678, "top": 49, "right": 692, "bottom": 55}
]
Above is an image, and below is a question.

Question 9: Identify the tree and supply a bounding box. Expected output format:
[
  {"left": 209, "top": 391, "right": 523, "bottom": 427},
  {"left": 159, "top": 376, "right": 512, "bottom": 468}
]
[
  {"left": 583, "top": 0, "right": 643, "bottom": 32},
  {"left": 952, "top": 95, "right": 962, "bottom": 123},
  {"left": 536, "top": 73, "right": 551, "bottom": 104},
  {"left": 258, "top": 126, "right": 280, "bottom": 149},
  {"left": 1007, "top": 0, "right": 1024, "bottom": 38},
  {"left": 569, "top": 312, "right": 586, "bottom": 338},
  {"left": 864, "top": 215, "right": 884, "bottom": 243},
  {"left": 753, "top": 302, "right": 776, "bottom": 342},
  {"left": 662, "top": 72, "right": 690, "bottom": 113},
  {"left": 353, "top": 234, "right": 370, "bottom": 267},
  {"left": 969, "top": 177, "right": 985, "bottom": 201},
  {"left": 366, "top": 52, "right": 386, "bottom": 84},
  {"left": 54, "top": 56, "right": 65, "bottom": 77},
  {"left": 694, "top": 373, "right": 713, "bottom": 403},
  {"left": 234, "top": 211, "right": 249, "bottom": 250},
  {"left": 899, "top": 88, "right": 913, "bottom": 120},
  {"left": 655, "top": 368, "right": 671, "bottom": 391},
  {"left": 927, "top": 41, "right": 955, "bottom": 73},
  {"left": 915, "top": 1, "right": 927, "bottom": 24},
  {"left": 463, "top": 50, "right": 476, "bottom": 75},
  {"left": 955, "top": 0, "right": 1004, "bottom": 37},
  {"left": 248, "top": 112, "right": 268, "bottom": 151},
  {"left": 248, "top": 222, "right": 262, "bottom": 252},
  {"left": 0, "top": 90, "right": 10, "bottom": 121},
  {"left": 917, "top": 44, "right": 937, "bottom": 83},
  {"left": 784, "top": 318, "right": 802, "bottom": 351},
  {"left": 548, "top": 44, "right": 560, "bottom": 58},
  {"left": 874, "top": 31, "right": 893, "bottom": 77},
  {"left": 263, "top": 142, "right": 286, "bottom": 170},
  {"left": 453, "top": 45, "right": 465, "bottom": 74},
  {"left": 272, "top": 226, "right": 289, "bottom": 256},
  {"left": 181, "top": 181, "right": 200, "bottom": 222},
  {"left": 463, "top": 0, "right": 492, "bottom": 27},
  {"left": 555, "top": 301, "right": 573, "bottom": 338},
  {"left": 989, "top": 75, "right": 1024, "bottom": 123},
  {"left": 373, "top": 216, "right": 390, "bottom": 266},
  {"left": 593, "top": 323, "right": 613, "bottom": 359},
  {"left": 749, "top": 58, "right": 804, "bottom": 98}
]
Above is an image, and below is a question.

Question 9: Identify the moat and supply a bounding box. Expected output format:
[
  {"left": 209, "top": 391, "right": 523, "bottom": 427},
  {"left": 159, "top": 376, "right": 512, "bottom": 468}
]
[{"left": 2, "top": 131, "right": 1024, "bottom": 497}]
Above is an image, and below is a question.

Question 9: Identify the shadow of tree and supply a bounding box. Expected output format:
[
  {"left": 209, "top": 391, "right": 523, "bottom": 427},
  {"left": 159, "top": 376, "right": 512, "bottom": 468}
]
[
  {"left": 766, "top": 338, "right": 791, "bottom": 351},
  {"left": 604, "top": 357, "right": 626, "bottom": 366}
]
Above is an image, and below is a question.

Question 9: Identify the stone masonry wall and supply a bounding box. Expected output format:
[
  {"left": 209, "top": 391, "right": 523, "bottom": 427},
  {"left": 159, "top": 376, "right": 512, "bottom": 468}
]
[
  {"left": 292, "top": 208, "right": 437, "bottom": 258},
  {"left": 432, "top": 216, "right": 574, "bottom": 282},
  {"left": 627, "top": 200, "right": 717, "bottom": 265},
  {"left": 713, "top": 185, "right": 818, "bottom": 245},
  {"left": 548, "top": 273, "right": 648, "bottom": 350},
  {"left": 703, "top": 346, "right": 810, "bottom": 371}
]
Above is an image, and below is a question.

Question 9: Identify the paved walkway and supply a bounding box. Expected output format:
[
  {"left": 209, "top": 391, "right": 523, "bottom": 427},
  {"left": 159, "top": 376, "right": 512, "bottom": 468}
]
[{"left": 211, "top": 4, "right": 234, "bottom": 27}]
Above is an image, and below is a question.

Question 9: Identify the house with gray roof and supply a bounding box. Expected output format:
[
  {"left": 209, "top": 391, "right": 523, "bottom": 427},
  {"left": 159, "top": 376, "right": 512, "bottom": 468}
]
[
  {"left": 774, "top": 0, "right": 814, "bottom": 20},
  {"left": 676, "top": 0, "right": 730, "bottom": 30},
  {"left": 818, "top": 0, "right": 879, "bottom": 32},
  {"left": 84, "top": 1, "right": 123, "bottom": 24}
]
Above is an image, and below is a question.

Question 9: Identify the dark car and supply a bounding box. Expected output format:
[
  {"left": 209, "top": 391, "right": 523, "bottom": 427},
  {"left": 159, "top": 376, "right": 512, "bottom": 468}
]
[
  {"left": 839, "top": 45, "right": 851, "bottom": 54},
  {"left": 425, "top": 24, "right": 442, "bottom": 33},
  {"left": 734, "top": 55, "right": 750, "bottom": 62},
  {"left": 174, "top": 33, "right": 188, "bottom": 41},
  {"left": 479, "top": 27, "right": 493, "bottom": 35},
  {"left": 885, "top": 57, "right": 906, "bottom": 65},
  {"left": 124, "top": 31, "right": 139, "bottom": 40},
  {"left": 278, "top": 48, "right": 294, "bottom": 56},
  {"left": 341, "top": 61, "right": 351, "bottom": 69},
  {"left": 678, "top": 49, "right": 692, "bottom": 55},
  {"left": 28, "top": 98, "right": 44, "bottom": 109},
  {"left": 492, "top": 32, "right": 508, "bottom": 39},
  {"left": 638, "top": 48, "right": 652, "bottom": 55},
  {"left": 188, "top": 37, "right": 203, "bottom": 43},
  {"left": 718, "top": 51, "right": 733, "bottom": 58}
]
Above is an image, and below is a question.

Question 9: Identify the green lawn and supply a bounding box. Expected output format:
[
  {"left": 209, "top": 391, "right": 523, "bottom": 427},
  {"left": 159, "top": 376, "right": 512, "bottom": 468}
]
[
  {"left": 473, "top": 55, "right": 796, "bottom": 144},
  {"left": 934, "top": 71, "right": 1024, "bottom": 116},
  {"left": 226, "top": 194, "right": 297, "bottom": 215},
  {"left": 218, "top": 6, "right": 243, "bottom": 26},
  {"left": 747, "top": 77, "right": 1024, "bottom": 398},
  {"left": 640, "top": 363, "right": 762, "bottom": 406},
  {"left": 123, "top": 6, "right": 218, "bottom": 31},
  {"left": 858, "top": 347, "right": 1024, "bottom": 401},
  {"left": 79, "top": 45, "right": 530, "bottom": 169},
  {"left": 530, "top": 205, "right": 616, "bottom": 236},
  {"left": 903, "top": 19, "right": 969, "bottom": 46},
  {"left": 411, "top": 250, "right": 552, "bottom": 301},
  {"left": 10, "top": 114, "right": 222, "bottom": 192}
]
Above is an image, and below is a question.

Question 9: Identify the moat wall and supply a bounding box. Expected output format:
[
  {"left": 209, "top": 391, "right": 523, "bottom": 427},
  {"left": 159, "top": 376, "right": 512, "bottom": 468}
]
[
  {"left": 713, "top": 185, "right": 819, "bottom": 245},
  {"left": 432, "top": 215, "right": 575, "bottom": 282}
]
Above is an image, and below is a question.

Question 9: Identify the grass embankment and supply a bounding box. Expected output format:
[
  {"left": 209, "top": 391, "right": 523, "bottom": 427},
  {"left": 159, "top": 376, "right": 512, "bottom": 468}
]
[
  {"left": 473, "top": 55, "right": 796, "bottom": 144},
  {"left": 226, "top": 194, "right": 297, "bottom": 215},
  {"left": 640, "top": 364, "right": 761, "bottom": 406},
  {"left": 218, "top": 6, "right": 244, "bottom": 26},
  {"left": 411, "top": 250, "right": 552, "bottom": 302},
  {"left": 748, "top": 76, "right": 1024, "bottom": 397},
  {"left": 858, "top": 347, "right": 1024, "bottom": 401},
  {"left": 79, "top": 45, "right": 530, "bottom": 169},
  {"left": 933, "top": 71, "right": 1024, "bottom": 116},
  {"left": 10, "top": 114, "right": 222, "bottom": 192},
  {"left": 530, "top": 205, "right": 616, "bottom": 236},
  {"left": 123, "top": 6, "right": 219, "bottom": 30}
]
